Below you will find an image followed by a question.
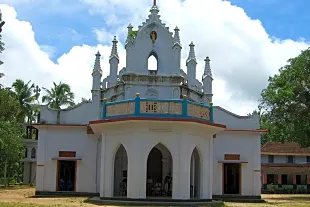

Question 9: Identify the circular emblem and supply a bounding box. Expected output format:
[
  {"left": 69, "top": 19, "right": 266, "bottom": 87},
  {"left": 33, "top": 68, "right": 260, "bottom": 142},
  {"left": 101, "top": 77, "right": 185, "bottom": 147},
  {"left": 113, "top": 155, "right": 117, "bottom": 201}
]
[{"left": 150, "top": 31, "right": 157, "bottom": 41}]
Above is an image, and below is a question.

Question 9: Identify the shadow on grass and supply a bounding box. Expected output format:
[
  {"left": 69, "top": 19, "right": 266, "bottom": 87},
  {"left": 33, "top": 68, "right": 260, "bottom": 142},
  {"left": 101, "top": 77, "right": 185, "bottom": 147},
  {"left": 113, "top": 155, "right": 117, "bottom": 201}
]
[{"left": 266, "top": 195, "right": 310, "bottom": 201}]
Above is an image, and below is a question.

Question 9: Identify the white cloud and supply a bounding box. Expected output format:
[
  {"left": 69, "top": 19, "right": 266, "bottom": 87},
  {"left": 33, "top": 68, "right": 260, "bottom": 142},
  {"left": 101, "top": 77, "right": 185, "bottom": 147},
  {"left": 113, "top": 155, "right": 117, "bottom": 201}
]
[{"left": 0, "top": 0, "right": 309, "bottom": 115}]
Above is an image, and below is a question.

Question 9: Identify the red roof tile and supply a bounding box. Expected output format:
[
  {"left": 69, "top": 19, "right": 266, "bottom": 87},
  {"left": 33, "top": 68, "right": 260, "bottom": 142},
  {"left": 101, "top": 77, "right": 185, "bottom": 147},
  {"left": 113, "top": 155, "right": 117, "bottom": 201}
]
[{"left": 261, "top": 142, "right": 310, "bottom": 155}]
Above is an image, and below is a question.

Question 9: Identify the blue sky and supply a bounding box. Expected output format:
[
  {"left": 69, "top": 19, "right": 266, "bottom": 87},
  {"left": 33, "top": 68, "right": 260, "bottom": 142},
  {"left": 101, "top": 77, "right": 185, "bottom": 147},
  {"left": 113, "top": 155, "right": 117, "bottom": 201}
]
[
  {"left": 10, "top": 0, "right": 310, "bottom": 62},
  {"left": 1, "top": 0, "right": 309, "bottom": 115}
]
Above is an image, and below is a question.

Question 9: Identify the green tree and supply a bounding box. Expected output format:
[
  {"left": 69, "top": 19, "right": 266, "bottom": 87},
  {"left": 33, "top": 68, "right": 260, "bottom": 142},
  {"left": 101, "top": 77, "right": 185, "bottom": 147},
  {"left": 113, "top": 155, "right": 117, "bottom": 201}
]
[
  {"left": 259, "top": 47, "right": 310, "bottom": 147},
  {"left": 0, "top": 88, "right": 24, "bottom": 187},
  {"left": 42, "top": 81, "right": 75, "bottom": 123},
  {"left": 11, "top": 79, "right": 39, "bottom": 123},
  {"left": 0, "top": 12, "right": 4, "bottom": 66}
]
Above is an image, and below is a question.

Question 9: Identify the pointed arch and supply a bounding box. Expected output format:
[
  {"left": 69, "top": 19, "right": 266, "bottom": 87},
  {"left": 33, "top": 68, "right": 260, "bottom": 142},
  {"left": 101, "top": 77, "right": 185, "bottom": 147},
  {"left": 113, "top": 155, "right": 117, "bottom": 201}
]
[
  {"left": 113, "top": 144, "right": 128, "bottom": 196},
  {"left": 148, "top": 51, "right": 159, "bottom": 71},
  {"left": 190, "top": 146, "right": 202, "bottom": 198},
  {"left": 146, "top": 142, "right": 173, "bottom": 197}
]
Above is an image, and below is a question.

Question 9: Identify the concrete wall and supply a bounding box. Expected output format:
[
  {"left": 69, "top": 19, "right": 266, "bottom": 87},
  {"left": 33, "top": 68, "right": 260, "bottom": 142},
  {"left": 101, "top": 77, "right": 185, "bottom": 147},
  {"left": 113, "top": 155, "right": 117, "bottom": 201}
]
[
  {"left": 213, "top": 131, "right": 261, "bottom": 196},
  {"left": 36, "top": 126, "right": 101, "bottom": 193}
]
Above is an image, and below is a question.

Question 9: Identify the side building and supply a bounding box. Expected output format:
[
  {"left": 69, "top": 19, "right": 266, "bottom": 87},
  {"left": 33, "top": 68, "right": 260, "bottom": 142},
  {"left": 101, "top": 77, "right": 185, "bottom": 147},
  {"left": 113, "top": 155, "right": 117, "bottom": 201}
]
[{"left": 261, "top": 142, "right": 310, "bottom": 192}]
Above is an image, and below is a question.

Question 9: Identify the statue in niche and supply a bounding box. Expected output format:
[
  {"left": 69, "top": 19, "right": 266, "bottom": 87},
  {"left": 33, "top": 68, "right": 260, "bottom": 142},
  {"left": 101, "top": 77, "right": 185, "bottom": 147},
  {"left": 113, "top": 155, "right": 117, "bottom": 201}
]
[{"left": 150, "top": 31, "right": 157, "bottom": 42}]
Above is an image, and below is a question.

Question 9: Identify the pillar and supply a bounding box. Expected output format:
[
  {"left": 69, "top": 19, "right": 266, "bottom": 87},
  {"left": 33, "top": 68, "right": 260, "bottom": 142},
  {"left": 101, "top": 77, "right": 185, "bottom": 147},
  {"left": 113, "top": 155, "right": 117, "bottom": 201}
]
[
  {"left": 127, "top": 144, "right": 146, "bottom": 199},
  {"left": 293, "top": 175, "right": 296, "bottom": 185},
  {"left": 263, "top": 173, "right": 267, "bottom": 185},
  {"left": 36, "top": 131, "right": 47, "bottom": 191},
  {"left": 99, "top": 135, "right": 106, "bottom": 197},
  {"left": 208, "top": 136, "right": 213, "bottom": 199},
  {"left": 307, "top": 175, "right": 310, "bottom": 185},
  {"left": 172, "top": 134, "right": 191, "bottom": 200},
  {"left": 200, "top": 139, "right": 211, "bottom": 199},
  {"left": 278, "top": 174, "right": 282, "bottom": 185}
]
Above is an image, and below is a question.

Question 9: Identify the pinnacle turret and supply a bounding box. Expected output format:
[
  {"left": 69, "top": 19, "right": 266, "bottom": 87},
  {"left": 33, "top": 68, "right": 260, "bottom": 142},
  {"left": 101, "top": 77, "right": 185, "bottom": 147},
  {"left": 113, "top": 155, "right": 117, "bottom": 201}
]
[
  {"left": 186, "top": 42, "right": 197, "bottom": 65},
  {"left": 203, "top": 56, "right": 212, "bottom": 78},
  {"left": 109, "top": 36, "right": 119, "bottom": 61},
  {"left": 93, "top": 51, "right": 102, "bottom": 72},
  {"left": 174, "top": 26, "right": 181, "bottom": 45}
]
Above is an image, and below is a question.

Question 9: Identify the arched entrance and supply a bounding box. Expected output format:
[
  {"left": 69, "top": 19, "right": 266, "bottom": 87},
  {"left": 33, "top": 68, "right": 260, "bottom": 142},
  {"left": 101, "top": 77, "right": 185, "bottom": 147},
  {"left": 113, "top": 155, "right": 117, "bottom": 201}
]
[
  {"left": 190, "top": 147, "right": 201, "bottom": 198},
  {"left": 146, "top": 143, "right": 173, "bottom": 197},
  {"left": 113, "top": 144, "right": 128, "bottom": 197}
]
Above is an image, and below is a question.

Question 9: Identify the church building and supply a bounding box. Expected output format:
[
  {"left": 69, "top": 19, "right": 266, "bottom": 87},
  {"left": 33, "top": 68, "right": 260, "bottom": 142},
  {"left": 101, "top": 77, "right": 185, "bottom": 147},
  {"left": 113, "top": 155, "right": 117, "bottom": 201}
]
[{"left": 33, "top": 1, "right": 263, "bottom": 201}]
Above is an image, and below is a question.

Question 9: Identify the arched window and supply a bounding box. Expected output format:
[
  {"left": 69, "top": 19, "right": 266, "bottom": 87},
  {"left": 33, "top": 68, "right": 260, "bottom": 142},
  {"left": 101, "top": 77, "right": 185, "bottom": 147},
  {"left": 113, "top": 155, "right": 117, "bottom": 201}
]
[
  {"left": 31, "top": 148, "right": 36, "bottom": 159},
  {"left": 148, "top": 52, "right": 158, "bottom": 71}
]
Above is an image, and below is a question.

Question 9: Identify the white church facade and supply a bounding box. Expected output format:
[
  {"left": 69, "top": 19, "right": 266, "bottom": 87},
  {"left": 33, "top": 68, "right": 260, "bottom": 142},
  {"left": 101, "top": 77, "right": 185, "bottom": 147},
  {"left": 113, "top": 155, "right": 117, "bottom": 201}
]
[{"left": 33, "top": 2, "right": 263, "bottom": 201}]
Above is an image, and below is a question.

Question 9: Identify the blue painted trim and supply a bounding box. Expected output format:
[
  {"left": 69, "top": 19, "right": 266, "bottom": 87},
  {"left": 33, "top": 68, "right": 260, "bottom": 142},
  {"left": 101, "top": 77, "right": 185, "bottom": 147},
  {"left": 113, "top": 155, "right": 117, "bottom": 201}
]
[
  {"left": 135, "top": 96, "right": 140, "bottom": 116},
  {"left": 210, "top": 106, "right": 214, "bottom": 122},
  {"left": 102, "top": 101, "right": 107, "bottom": 119},
  {"left": 182, "top": 98, "right": 187, "bottom": 117},
  {"left": 102, "top": 97, "right": 214, "bottom": 122}
]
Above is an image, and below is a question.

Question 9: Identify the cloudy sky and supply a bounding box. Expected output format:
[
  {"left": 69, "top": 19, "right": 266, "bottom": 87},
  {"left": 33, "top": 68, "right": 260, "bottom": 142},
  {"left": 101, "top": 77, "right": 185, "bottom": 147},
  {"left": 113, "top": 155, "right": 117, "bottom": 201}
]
[{"left": 0, "top": 0, "right": 309, "bottom": 115}]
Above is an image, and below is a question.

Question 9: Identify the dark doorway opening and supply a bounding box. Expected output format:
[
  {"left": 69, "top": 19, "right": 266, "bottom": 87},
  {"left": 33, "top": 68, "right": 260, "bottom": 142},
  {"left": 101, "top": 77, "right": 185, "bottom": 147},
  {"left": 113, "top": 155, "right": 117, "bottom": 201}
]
[
  {"left": 223, "top": 163, "right": 240, "bottom": 194},
  {"left": 57, "top": 160, "right": 76, "bottom": 191},
  {"left": 146, "top": 143, "right": 173, "bottom": 197}
]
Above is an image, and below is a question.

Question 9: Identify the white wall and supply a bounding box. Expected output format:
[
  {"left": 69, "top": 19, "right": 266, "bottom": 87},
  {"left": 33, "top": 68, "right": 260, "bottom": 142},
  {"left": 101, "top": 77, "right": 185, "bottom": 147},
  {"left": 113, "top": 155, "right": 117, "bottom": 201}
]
[
  {"left": 36, "top": 126, "right": 100, "bottom": 193},
  {"left": 213, "top": 131, "right": 261, "bottom": 196},
  {"left": 261, "top": 154, "right": 308, "bottom": 164},
  {"left": 93, "top": 120, "right": 221, "bottom": 199}
]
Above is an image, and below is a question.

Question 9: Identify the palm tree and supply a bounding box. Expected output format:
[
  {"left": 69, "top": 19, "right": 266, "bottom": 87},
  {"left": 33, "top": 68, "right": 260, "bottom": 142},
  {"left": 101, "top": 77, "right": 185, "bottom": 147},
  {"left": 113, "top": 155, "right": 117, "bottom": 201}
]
[
  {"left": 11, "top": 79, "right": 39, "bottom": 123},
  {"left": 42, "top": 81, "right": 75, "bottom": 123}
]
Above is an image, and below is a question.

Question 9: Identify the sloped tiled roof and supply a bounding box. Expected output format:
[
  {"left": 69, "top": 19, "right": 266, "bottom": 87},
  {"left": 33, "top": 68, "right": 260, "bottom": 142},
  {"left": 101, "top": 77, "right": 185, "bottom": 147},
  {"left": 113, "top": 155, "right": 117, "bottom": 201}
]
[{"left": 261, "top": 142, "right": 310, "bottom": 155}]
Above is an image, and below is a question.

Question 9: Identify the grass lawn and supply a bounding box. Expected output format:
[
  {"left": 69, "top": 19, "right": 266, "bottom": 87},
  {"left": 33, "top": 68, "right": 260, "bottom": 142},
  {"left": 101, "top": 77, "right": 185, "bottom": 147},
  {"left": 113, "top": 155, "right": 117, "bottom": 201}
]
[{"left": 1, "top": 186, "right": 310, "bottom": 206}]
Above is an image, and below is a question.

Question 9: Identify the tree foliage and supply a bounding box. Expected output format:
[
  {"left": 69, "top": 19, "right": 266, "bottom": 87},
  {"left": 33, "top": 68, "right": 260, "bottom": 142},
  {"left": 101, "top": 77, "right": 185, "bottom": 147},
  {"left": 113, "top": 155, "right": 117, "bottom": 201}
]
[
  {"left": 11, "top": 79, "right": 39, "bottom": 123},
  {"left": 259, "top": 47, "right": 310, "bottom": 147},
  {"left": 0, "top": 89, "right": 24, "bottom": 186},
  {"left": 0, "top": 12, "right": 4, "bottom": 65},
  {"left": 42, "top": 81, "right": 75, "bottom": 109}
]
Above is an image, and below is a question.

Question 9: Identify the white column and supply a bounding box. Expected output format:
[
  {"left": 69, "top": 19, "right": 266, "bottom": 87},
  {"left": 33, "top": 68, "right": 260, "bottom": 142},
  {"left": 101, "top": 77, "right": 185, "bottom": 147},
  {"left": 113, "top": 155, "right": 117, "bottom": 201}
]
[
  {"left": 209, "top": 137, "right": 213, "bottom": 199},
  {"left": 200, "top": 138, "right": 211, "bottom": 199},
  {"left": 36, "top": 130, "right": 46, "bottom": 191},
  {"left": 253, "top": 137, "right": 261, "bottom": 196},
  {"left": 127, "top": 144, "right": 146, "bottom": 199},
  {"left": 174, "top": 134, "right": 191, "bottom": 199},
  {"left": 99, "top": 135, "right": 106, "bottom": 197}
]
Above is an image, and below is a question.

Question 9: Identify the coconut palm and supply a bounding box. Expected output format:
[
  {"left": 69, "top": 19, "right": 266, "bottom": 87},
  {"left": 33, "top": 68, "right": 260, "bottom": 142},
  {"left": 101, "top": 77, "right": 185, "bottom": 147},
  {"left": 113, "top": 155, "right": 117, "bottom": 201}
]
[
  {"left": 11, "top": 79, "right": 39, "bottom": 123},
  {"left": 42, "top": 81, "right": 75, "bottom": 123}
]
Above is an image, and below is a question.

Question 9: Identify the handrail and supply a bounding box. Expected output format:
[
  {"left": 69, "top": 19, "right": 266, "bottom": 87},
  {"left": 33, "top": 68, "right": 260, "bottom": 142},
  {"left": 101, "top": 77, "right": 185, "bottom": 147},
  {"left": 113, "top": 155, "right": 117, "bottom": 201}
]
[{"left": 102, "top": 93, "right": 213, "bottom": 122}]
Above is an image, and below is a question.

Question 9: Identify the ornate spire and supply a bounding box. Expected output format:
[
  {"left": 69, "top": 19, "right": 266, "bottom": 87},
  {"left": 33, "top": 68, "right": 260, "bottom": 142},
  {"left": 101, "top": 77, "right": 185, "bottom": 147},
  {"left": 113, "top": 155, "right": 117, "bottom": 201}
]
[
  {"left": 174, "top": 26, "right": 181, "bottom": 44},
  {"left": 150, "top": 0, "right": 159, "bottom": 14},
  {"left": 93, "top": 51, "right": 102, "bottom": 72},
  {"left": 203, "top": 56, "right": 212, "bottom": 78},
  {"left": 186, "top": 41, "right": 197, "bottom": 65},
  {"left": 109, "top": 36, "right": 119, "bottom": 60}
]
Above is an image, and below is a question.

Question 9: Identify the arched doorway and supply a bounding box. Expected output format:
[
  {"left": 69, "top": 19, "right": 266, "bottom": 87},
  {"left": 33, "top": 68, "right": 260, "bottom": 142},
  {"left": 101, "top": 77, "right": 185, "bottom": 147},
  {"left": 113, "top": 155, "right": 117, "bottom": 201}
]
[
  {"left": 190, "top": 147, "right": 201, "bottom": 198},
  {"left": 113, "top": 144, "right": 128, "bottom": 197},
  {"left": 146, "top": 143, "right": 173, "bottom": 197}
]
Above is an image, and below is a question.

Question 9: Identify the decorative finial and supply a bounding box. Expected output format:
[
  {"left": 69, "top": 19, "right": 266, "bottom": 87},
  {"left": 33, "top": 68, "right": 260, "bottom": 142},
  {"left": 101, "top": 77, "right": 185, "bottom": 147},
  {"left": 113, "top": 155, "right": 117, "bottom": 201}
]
[
  {"left": 173, "top": 26, "right": 181, "bottom": 44},
  {"left": 203, "top": 56, "right": 212, "bottom": 77},
  {"left": 109, "top": 36, "right": 119, "bottom": 60},
  {"left": 182, "top": 94, "right": 187, "bottom": 100},
  {"left": 93, "top": 50, "right": 102, "bottom": 71},
  {"left": 186, "top": 41, "right": 197, "bottom": 64},
  {"left": 103, "top": 98, "right": 108, "bottom": 102},
  {"left": 153, "top": 0, "right": 157, "bottom": 6},
  {"left": 136, "top": 93, "right": 140, "bottom": 98}
]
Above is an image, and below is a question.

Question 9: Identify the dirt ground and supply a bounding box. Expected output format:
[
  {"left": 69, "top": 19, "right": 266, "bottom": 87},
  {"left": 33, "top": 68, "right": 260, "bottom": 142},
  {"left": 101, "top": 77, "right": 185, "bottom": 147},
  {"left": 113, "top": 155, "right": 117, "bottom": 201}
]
[
  {"left": 1, "top": 186, "right": 310, "bottom": 207},
  {"left": 0, "top": 186, "right": 96, "bottom": 206}
]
